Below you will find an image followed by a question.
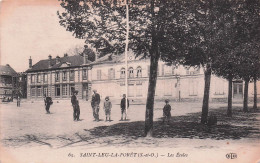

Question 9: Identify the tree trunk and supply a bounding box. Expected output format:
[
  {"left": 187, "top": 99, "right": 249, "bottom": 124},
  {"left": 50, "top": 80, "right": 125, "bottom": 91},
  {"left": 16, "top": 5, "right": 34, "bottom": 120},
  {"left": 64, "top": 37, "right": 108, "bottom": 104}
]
[
  {"left": 253, "top": 77, "right": 257, "bottom": 110},
  {"left": 243, "top": 79, "right": 249, "bottom": 112},
  {"left": 227, "top": 77, "right": 233, "bottom": 117},
  {"left": 201, "top": 65, "right": 212, "bottom": 124},
  {"left": 144, "top": 0, "right": 159, "bottom": 137},
  {"left": 144, "top": 52, "right": 160, "bottom": 137}
]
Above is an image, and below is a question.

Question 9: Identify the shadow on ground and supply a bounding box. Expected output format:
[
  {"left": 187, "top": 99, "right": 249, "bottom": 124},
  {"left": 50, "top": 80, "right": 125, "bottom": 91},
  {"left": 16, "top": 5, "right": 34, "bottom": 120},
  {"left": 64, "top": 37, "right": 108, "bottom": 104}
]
[
  {"left": 2, "top": 107, "right": 260, "bottom": 148},
  {"left": 86, "top": 107, "right": 260, "bottom": 140}
]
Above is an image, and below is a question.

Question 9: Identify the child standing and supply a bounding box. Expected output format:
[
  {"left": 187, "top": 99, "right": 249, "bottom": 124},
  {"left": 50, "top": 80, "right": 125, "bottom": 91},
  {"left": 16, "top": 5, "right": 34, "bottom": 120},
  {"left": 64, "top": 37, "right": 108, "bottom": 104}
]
[
  {"left": 103, "top": 96, "right": 112, "bottom": 121},
  {"left": 163, "top": 99, "right": 171, "bottom": 124},
  {"left": 17, "top": 95, "right": 21, "bottom": 107}
]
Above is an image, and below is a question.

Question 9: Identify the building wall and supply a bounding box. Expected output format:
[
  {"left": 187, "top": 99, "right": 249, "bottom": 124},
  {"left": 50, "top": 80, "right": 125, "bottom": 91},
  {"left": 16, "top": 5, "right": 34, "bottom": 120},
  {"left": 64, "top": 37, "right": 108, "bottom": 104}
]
[
  {"left": 0, "top": 75, "right": 14, "bottom": 99},
  {"left": 90, "top": 60, "right": 207, "bottom": 101},
  {"left": 27, "top": 66, "right": 91, "bottom": 100},
  {"left": 90, "top": 60, "right": 259, "bottom": 102},
  {"left": 26, "top": 58, "right": 260, "bottom": 102}
]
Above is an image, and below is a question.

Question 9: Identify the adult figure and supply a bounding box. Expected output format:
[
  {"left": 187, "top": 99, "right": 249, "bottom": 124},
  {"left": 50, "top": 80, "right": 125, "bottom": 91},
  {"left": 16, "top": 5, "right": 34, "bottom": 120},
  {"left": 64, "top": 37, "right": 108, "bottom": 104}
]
[
  {"left": 17, "top": 95, "right": 21, "bottom": 107},
  {"left": 91, "top": 89, "right": 100, "bottom": 121},
  {"left": 120, "top": 94, "right": 129, "bottom": 121},
  {"left": 71, "top": 90, "right": 80, "bottom": 121},
  {"left": 44, "top": 94, "right": 53, "bottom": 114}
]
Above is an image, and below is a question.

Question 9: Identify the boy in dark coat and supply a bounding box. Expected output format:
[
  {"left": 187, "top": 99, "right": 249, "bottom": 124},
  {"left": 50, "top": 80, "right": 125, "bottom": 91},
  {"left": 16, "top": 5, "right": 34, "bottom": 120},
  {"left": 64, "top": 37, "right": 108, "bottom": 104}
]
[
  {"left": 44, "top": 94, "right": 53, "bottom": 114},
  {"left": 163, "top": 99, "right": 171, "bottom": 124},
  {"left": 71, "top": 90, "right": 80, "bottom": 121},
  {"left": 120, "top": 94, "right": 129, "bottom": 121}
]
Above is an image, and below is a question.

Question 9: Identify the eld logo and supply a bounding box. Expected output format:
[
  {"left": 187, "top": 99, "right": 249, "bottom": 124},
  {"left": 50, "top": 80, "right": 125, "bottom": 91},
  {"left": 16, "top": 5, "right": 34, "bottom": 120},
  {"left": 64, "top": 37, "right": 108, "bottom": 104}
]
[{"left": 226, "top": 153, "right": 237, "bottom": 159}]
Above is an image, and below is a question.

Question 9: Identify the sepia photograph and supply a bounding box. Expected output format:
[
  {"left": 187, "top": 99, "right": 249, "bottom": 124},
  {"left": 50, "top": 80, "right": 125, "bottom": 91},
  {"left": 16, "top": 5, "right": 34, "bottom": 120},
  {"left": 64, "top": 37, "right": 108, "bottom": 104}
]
[{"left": 0, "top": 0, "right": 259, "bottom": 162}]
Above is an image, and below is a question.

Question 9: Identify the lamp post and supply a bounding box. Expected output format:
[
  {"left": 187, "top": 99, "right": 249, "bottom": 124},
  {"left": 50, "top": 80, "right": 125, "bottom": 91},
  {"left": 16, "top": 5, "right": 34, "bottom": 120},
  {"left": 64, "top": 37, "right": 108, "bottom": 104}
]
[{"left": 124, "top": 1, "right": 129, "bottom": 120}]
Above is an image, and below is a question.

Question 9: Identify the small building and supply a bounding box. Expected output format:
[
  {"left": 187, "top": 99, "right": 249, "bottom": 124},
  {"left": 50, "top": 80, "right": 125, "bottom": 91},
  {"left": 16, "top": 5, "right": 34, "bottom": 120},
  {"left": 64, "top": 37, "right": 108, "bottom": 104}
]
[
  {"left": 0, "top": 64, "right": 18, "bottom": 100},
  {"left": 26, "top": 54, "right": 91, "bottom": 100}
]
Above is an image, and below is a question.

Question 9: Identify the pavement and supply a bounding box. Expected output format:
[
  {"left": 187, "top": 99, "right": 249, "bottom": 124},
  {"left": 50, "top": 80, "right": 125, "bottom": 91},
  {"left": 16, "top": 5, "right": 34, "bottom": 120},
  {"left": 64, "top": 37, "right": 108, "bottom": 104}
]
[{"left": 0, "top": 100, "right": 259, "bottom": 163}]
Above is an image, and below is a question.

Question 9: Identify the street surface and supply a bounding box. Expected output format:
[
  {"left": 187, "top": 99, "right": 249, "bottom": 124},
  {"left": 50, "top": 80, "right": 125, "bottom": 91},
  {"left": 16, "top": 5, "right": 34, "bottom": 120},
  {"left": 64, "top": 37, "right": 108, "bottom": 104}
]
[{"left": 0, "top": 100, "right": 259, "bottom": 163}]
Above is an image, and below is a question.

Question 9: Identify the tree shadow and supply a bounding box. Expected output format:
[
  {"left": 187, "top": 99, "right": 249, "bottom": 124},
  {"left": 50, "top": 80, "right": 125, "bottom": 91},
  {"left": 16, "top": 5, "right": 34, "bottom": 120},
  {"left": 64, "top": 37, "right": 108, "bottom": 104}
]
[{"left": 86, "top": 107, "right": 260, "bottom": 140}]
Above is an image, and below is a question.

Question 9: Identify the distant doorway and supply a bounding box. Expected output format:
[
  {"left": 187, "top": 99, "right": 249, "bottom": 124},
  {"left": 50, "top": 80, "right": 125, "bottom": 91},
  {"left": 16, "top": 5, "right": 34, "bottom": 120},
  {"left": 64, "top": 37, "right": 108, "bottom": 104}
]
[
  {"left": 233, "top": 82, "right": 243, "bottom": 99},
  {"left": 82, "top": 83, "right": 88, "bottom": 100}
]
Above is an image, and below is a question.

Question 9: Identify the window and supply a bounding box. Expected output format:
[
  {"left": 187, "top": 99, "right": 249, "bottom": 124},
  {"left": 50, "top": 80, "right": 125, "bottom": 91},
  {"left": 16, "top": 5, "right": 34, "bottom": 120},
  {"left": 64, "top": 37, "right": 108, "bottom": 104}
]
[
  {"left": 194, "top": 67, "right": 200, "bottom": 74},
  {"left": 120, "top": 68, "right": 125, "bottom": 79},
  {"left": 189, "top": 79, "right": 198, "bottom": 96},
  {"left": 136, "top": 84, "right": 142, "bottom": 97},
  {"left": 36, "top": 86, "right": 42, "bottom": 97},
  {"left": 190, "top": 67, "right": 200, "bottom": 75},
  {"left": 62, "top": 84, "right": 68, "bottom": 96},
  {"left": 186, "top": 68, "right": 190, "bottom": 75},
  {"left": 137, "top": 66, "right": 142, "bottom": 78},
  {"left": 128, "top": 84, "right": 135, "bottom": 97},
  {"left": 31, "top": 87, "right": 36, "bottom": 97},
  {"left": 187, "top": 67, "right": 200, "bottom": 75},
  {"left": 55, "top": 72, "right": 60, "bottom": 82},
  {"left": 163, "top": 65, "right": 173, "bottom": 76},
  {"left": 69, "top": 84, "right": 75, "bottom": 95},
  {"left": 108, "top": 68, "right": 115, "bottom": 79},
  {"left": 19, "top": 77, "right": 22, "bottom": 82},
  {"left": 97, "top": 70, "right": 101, "bottom": 80},
  {"left": 164, "top": 81, "right": 172, "bottom": 96},
  {"left": 214, "top": 80, "right": 225, "bottom": 95},
  {"left": 31, "top": 74, "right": 35, "bottom": 83},
  {"left": 129, "top": 67, "right": 134, "bottom": 78},
  {"left": 120, "top": 85, "right": 125, "bottom": 97},
  {"left": 172, "top": 66, "right": 175, "bottom": 75},
  {"left": 43, "top": 86, "right": 48, "bottom": 96},
  {"left": 82, "top": 69, "right": 87, "bottom": 80},
  {"left": 257, "top": 83, "right": 260, "bottom": 95},
  {"left": 62, "top": 71, "right": 67, "bottom": 81},
  {"left": 37, "top": 74, "right": 41, "bottom": 83},
  {"left": 43, "top": 74, "right": 48, "bottom": 83},
  {"left": 55, "top": 85, "right": 61, "bottom": 96},
  {"left": 70, "top": 70, "right": 75, "bottom": 81}
]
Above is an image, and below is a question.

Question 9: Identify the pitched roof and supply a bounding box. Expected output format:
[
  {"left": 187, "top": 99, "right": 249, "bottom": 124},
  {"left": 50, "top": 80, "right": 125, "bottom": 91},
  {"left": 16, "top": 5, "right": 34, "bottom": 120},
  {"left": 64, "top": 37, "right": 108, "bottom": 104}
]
[
  {"left": 26, "top": 55, "right": 90, "bottom": 72},
  {"left": 26, "top": 51, "right": 147, "bottom": 73},
  {"left": 0, "top": 64, "right": 17, "bottom": 76},
  {"left": 93, "top": 50, "right": 146, "bottom": 65}
]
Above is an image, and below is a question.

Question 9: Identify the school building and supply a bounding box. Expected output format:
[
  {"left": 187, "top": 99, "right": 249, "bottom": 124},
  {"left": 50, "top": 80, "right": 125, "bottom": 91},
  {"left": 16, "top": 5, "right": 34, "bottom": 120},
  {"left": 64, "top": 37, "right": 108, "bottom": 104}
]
[{"left": 25, "top": 52, "right": 259, "bottom": 102}]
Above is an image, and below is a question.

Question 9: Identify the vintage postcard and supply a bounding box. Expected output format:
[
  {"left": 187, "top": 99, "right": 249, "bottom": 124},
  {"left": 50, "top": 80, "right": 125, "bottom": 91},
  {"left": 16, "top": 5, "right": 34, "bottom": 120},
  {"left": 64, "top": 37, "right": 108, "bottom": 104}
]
[{"left": 0, "top": 0, "right": 259, "bottom": 163}]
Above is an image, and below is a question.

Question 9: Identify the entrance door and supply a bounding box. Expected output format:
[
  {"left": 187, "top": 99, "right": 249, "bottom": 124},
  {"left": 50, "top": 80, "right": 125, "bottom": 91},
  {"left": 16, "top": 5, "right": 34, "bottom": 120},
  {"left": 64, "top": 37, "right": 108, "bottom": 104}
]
[
  {"left": 233, "top": 82, "right": 243, "bottom": 99},
  {"left": 82, "top": 83, "right": 88, "bottom": 100}
]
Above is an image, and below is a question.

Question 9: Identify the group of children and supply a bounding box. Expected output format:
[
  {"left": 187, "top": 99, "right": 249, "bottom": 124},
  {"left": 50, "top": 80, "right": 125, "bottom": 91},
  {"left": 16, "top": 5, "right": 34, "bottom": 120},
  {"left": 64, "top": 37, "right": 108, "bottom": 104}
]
[
  {"left": 44, "top": 91, "right": 172, "bottom": 124},
  {"left": 103, "top": 96, "right": 172, "bottom": 124},
  {"left": 102, "top": 94, "right": 129, "bottom": 121}
]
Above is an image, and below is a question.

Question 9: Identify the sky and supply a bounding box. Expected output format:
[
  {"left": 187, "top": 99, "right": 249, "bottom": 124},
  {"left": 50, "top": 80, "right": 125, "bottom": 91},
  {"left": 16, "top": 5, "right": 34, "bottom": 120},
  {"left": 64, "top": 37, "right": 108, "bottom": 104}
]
[{"left": 0, "top": 0, "right": 85, "bottom": 72}]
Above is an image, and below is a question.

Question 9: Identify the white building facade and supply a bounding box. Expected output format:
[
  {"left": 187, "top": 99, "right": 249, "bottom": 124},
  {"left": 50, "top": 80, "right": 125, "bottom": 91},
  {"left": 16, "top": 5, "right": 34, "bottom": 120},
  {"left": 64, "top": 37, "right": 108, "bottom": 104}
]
[{"left": 26, "top": 52, "right": 259, "bottom": 102}]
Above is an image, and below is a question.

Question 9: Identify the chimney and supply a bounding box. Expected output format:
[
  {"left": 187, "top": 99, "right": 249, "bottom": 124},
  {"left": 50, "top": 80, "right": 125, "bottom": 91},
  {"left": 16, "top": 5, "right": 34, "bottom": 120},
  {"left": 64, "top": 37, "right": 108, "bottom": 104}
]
[
  {"left": 48, "top": 55, "right": 52, "bottom": 68},
  {"left": 55, "top": 56, "right": 60, "bottom": 64},
  {"left": 29, "top": 56, "right": 32, "bottom": 68},
  {"left": 64, "top": 53, "right": 68, "bottom": 57},
  {"left": 83, "top": 53, "right": 88, "bottom": 65}
]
